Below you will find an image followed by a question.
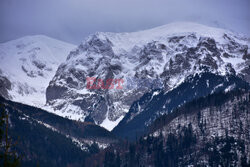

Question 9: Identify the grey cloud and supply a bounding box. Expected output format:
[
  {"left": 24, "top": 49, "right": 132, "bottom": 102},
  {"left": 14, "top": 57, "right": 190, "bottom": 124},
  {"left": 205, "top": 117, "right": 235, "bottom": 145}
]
[{"left": 0, "top": 0, "right": 249, "bottom": 44}]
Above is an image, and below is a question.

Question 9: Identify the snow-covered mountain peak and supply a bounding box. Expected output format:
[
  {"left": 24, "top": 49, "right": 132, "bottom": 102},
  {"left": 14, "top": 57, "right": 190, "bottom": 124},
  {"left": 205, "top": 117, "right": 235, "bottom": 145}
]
[
  {"left": 0, "top": 23, "right": 248, "bottom": 131},
  {"left": 46, "top": 22, "right": 250, "bottom": 131},
  {"left": 78, "top": 22, "right": 246, "bottom": 55},
  {"left": 0, "top": 35, "right": 76, "bottom": 107}
]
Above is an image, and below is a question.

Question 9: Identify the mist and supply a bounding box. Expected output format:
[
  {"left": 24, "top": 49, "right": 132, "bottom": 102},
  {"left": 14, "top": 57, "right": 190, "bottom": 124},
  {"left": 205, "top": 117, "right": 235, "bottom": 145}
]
[{"left": 0, "top": 0, "right": 249, "bottom": 44}]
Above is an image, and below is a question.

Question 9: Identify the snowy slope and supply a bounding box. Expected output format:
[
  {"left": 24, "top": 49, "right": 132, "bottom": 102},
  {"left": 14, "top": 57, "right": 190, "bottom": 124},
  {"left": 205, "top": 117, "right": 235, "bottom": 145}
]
[
  {"left": 0, "top": 35, "right": 76, "bottom": 108},
  {"left": 84, "top": 22, "right": 248, "bottom": 55},
  {"left": 46, "top": 22, "right": 250, "bottom": 130}
]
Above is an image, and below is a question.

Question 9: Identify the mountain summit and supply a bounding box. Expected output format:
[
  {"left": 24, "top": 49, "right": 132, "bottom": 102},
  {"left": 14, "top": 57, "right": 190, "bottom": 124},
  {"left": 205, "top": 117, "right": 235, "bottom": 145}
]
[
  {"left": 45, "top": 22, "right": 250, "bottom": 130},
  {"left": 0, "top": 35, "right": 75, "bottom": 108}
]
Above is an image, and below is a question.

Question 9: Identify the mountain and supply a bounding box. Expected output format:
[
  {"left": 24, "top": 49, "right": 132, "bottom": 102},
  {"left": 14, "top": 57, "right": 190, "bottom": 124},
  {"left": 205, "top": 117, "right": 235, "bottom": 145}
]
[
  {"left": 0, "top": 35, "right": 75, "bottom": 108},
  {"left": 112, "top": 71, "right": 250, "bottom": 140},
  {"left": 0, "top": 96, "right": 118, "bottom": 167},
  {"left": 46, "top": 22, "right": 250, "bottom": 130},
  {"left": 0, "top": 22, "right": 249, "bottom": 166},
  {"left": 147, "top": 90, "right": 250, "bottom": 166},
  {"left": 86, "top": 90, "right": 250, "bottom": 167}
]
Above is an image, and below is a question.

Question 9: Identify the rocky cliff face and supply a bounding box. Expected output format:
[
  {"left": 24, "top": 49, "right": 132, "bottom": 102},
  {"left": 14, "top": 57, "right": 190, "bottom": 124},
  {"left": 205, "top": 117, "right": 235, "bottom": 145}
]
[{"left": 46, "top": 22, "right": 250, "bottom": 130}]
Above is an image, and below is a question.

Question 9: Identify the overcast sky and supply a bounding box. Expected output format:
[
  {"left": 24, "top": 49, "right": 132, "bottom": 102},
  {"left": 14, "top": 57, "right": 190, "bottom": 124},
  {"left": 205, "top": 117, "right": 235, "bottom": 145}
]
[{"left": 0, "top": 0, "right": 249, "bottom": 44}]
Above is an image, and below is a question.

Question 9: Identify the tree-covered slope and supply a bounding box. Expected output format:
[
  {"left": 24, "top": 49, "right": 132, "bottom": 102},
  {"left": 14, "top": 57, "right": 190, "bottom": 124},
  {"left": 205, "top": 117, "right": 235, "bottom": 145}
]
[{"left": 0, "top": 96, "right": 118, "bottom": 167}]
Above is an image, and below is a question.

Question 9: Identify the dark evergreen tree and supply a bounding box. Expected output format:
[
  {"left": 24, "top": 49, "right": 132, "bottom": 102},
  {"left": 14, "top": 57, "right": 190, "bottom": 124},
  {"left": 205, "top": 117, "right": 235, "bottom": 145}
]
[
  {"left": 89, "top": 142, "right": 100, "bottom": 154},
  {"left": 0, "top": 104, "right": 20, "bottom": 167}
]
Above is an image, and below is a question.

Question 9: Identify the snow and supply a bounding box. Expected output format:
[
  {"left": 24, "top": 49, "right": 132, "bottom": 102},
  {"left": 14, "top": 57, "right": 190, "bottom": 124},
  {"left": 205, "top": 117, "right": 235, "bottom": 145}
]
[
  {"left": 224, "top": 84, "right": 236, "bottom": 93},
  {"left": 150, "top": 90, "right": 161, "bottom": 101},
  {"left": 95, "top": 22, "right": 234, "bottom": 54},
  {"left": 1, "top": 22, "right": 249, "bottom": 131},
  {"left": 46, "top": 22, "right": 249, "bottom": 131},
  {"left": 100, "top": 110, "right": 126, "bottom": 131},
  {"left": 206, "top": 80, "right": 210, "bottom": 88},
  {"left": 211, "top": 83, "right": 224, "bottom": 94},
  {"left": 0, "top": 35, "right": 76, "bottom": 109},
  {"left": 221, "top": 56, "right": 245, "bottom": 73}
]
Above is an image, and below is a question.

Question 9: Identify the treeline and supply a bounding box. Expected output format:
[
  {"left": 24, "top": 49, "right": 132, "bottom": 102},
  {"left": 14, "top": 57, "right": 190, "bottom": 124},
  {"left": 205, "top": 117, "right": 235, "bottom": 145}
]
[
  {"left": 86, "top": 89, "right": 250, "bottom": 167},
  {"left": 0, "top": 99, "right": 101, "bottom": 167},
  {"left": 87, "top": 124, "right": 197, "bottom": 167},
  {"left": 150, "top": 89, "right": 250, "bottom": 133}
]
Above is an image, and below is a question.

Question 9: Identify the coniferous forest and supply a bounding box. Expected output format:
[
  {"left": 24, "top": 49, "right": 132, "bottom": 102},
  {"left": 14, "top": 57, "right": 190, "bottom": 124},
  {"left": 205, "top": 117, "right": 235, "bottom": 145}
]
[{"left": 86, "top": 90, "right": 250, "bottom": 167}]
